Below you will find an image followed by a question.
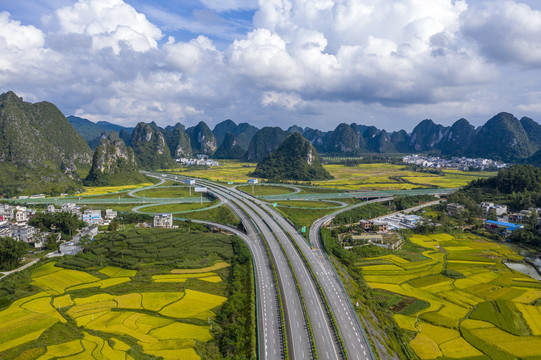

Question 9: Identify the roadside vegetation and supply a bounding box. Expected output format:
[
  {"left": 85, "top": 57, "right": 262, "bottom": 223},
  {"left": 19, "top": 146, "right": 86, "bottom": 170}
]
[
  {"left": 176, "top": 206, "right": 241, "bottom": 228},
  {"left": 139, "top": 200, "right": 217, "bottom": 214},
  {"left": 0, "top": 237, "right": 28, "bottom": 271},
  {"left": 236, "top": 184, "right": 296, "bottom": 196},
  {"left": 134, "top": 185, "right": 193, "bottom": 198}
]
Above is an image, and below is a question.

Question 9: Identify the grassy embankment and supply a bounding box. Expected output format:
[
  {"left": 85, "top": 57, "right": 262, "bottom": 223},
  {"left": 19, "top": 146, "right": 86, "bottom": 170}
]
[
  {"left": 236, "top": 184, "right": 296, "bottom": 196},
  {"left": 0, "top": 225, "right": 255, "bottom": 360}
]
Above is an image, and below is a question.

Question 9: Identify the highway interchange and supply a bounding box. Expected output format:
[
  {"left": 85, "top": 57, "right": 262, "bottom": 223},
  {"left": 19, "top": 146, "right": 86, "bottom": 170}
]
[
  {"left": 20, "top": 172, "right": 454, "bottom": 360},
  {"left": 145, "top": 172, "right": 452, "bottom": 360}
]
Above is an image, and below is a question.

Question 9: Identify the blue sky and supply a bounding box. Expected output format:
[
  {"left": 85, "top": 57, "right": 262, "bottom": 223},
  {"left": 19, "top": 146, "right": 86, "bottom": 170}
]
[{"left": 2, "top": 0, "right": 541, "bottom": 132}]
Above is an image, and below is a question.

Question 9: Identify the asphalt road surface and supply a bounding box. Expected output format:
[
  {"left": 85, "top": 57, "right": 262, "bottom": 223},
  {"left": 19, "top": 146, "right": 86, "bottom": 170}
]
[
  {"left": 151, "top": 174, "right": 310, "bottom": 360},
  {"left": 174, "top": 176, "right": 344, "bottom": 360}
]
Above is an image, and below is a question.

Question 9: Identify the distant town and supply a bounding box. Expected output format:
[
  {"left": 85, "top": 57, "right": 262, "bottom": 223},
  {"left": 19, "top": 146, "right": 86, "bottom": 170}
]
[
  {"left": 402, "top": 154, "right": 508, "bottom": 171},
  {"left": 176, "top": 154, "right": 220, "bottom": 167}
]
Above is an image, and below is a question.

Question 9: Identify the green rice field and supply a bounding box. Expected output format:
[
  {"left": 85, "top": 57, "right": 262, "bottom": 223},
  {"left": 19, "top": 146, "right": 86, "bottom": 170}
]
[{"left": 134, "top": 185, "right": 193, "bottom": 198}]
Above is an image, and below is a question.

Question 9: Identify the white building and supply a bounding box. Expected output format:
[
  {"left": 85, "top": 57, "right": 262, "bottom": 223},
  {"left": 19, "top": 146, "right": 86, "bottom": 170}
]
[
  {"left": 47, "top": 205, "right": 55, "bottom": 213},
  {"left": 59, "top": 241, "right": 82, "bottom": 255},
  {"left": 61, "top": 203, "right": 80, "bottom": 216},
  {"left": 15, "top": 209, "right": 27, "bottom": 223},
  {"left": 480, "top": 202, "right": 507, "bottom": 217},
  {"left": 10, "top": 224, "right": 35, "bottom": 242},
  {"left": 105, "top": 209, "right": 117, "bottom": 220},
  {"left": 154, "top": 213, "right": 173, "bottom": 228},
  {"left": 82, "top": 210, "right": 101, "bottom": 225}
]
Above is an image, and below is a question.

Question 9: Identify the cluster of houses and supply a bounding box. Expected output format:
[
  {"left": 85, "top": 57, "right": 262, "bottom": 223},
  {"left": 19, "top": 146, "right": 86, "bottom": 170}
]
[
  {"left": 339, "top": 214, "right": 424, "bottom": 251},
  {"left": 447, "top": 201, "right": 541, "bottom": 237},
  {"left": 358, "top": 213, "right": 424, "bottom": 232},
  {"left": 55, "top": 203, "right": 118, "bottom": 226},
  {"left": 402, "top": 154, "right": 507, "bottom": 171},
  {"left": 0, "top": 204, "right": 42, "bottom": 245},
  {"left": 176, "top": 154, "right": 220, "bottom": 167},
  {"left": 0, "top": 203, "right": 119, "bottom": 255}
]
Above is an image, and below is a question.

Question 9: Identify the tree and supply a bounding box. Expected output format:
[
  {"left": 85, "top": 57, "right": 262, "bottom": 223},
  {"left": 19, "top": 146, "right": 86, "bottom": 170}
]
[
  {"left": 0, "top": 237, "right": 28, "bottom": 271},
  {"left": 29, "top": 212, "right": 85, "bottom": 237},
  {"left": 80, "top": 235, "right": 92, "bottom": 250},
  {"left": 46, "top": 233, "right": 58, "bottom": 251}
]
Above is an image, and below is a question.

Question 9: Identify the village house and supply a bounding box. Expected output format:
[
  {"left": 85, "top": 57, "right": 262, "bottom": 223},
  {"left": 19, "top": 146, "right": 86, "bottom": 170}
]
[
  {"left": 154, "top": 213, "right": 173, "bottom": 228},
  {"left": 82, "top": 210, "right": 101, "bottom": 225}
]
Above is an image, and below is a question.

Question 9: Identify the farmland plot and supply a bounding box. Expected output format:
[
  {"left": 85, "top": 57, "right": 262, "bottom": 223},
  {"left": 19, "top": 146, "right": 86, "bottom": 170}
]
[{"left": 358, "top": 232, "right": 541, "bottom": 359}]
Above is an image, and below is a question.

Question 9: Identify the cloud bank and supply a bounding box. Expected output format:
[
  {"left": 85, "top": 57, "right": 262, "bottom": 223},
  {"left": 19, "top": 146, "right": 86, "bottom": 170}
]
[{"left": 1, "top": 0, "right": 541, "bottom": 130}]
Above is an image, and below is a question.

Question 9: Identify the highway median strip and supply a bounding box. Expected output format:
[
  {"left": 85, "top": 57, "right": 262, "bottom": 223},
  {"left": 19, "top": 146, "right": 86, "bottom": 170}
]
[
  {"left": 273, "top": 227, "right": 318, "bottom": 359},
  {"left": 286, "top": 228, "right": 349, "bottom": 360}
]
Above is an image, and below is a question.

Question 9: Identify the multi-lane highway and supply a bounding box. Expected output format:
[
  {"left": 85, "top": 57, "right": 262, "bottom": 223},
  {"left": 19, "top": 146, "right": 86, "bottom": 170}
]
[
  {"left": 218, "top": 183, "right": 340, "bottom": 360},
  {"left": 163, "top": 174, "right": 347, "bottom": 360},
  {"left": 236, "top": 189, "right": 388, "bottom": 360},
  {"left": 188, "top": 215, "right": 282, "bottom": 360},
  {"left": 150, "top": 173, "right": 312, "bottom": 360}
]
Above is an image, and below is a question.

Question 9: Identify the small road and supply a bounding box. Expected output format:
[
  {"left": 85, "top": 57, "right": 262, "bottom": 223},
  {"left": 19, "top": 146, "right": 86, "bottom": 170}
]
[
  {"left": 370, "top": 200, "right": 442, "bottom": 221},
  {"left": 0, "top": 258, "right": 40, "bottom": 281}
]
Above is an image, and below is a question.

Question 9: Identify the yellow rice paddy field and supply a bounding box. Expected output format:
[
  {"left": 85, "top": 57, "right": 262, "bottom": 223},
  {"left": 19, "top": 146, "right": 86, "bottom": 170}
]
[
  {"left": 0, "top": 261, "right": 228, "bottom": 360},
  {"left": 164, "top": 161, "right": 494, "bottom": 190},
  {"left": 79, "top": 183, "right": 154, "bottom": 196},
  {"left": 312, "top": 163, "right": 495, "bottom": 190},
  {"left": 359, "top": 233, "right": 541, "bottom": 359}
]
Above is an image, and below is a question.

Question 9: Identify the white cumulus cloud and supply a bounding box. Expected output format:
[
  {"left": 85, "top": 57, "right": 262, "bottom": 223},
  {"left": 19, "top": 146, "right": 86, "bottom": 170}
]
[
  {"left": 50, "top": 0, "right": 162, "bottom": 53},
  {"left": 462, "top": 0, "right": 541, "bottom": 67},
  {"left": 4, "top": 0, "right": 541, "bottom": 130}
]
